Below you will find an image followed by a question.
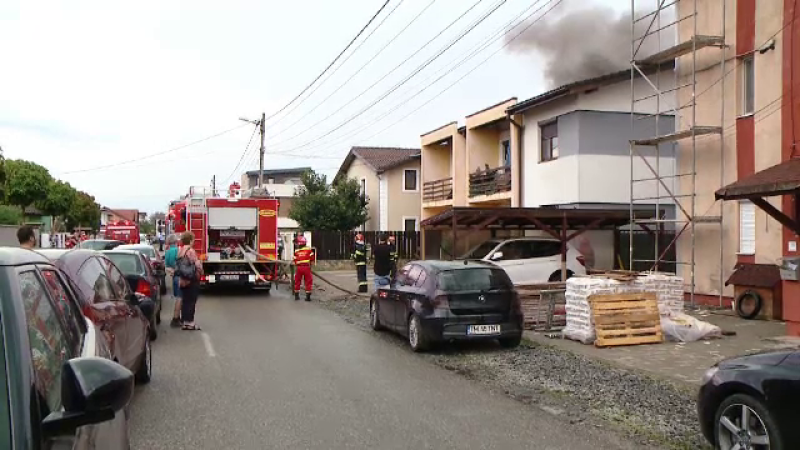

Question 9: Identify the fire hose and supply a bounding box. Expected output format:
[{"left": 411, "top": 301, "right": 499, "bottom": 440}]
[{"left": 241, "top": 245, "right": 363, "bottom": 297}]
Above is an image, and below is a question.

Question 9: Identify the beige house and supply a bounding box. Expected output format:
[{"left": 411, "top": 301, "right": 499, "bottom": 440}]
[{"left": 334, "top": 147, "right": 422, "bottom": 232}]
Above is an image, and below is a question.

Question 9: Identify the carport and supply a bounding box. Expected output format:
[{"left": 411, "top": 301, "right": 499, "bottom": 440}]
[{"left": 420, "top": 207, "right": 657, "bottom": 280}]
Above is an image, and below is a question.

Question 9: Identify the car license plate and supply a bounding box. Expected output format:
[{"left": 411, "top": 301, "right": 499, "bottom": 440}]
[
  {"left": 467, "top": 324, "right": 501, "bottom": 335},
  {"left": 219, "top": 275, "right": 240, "bottom": 281}
]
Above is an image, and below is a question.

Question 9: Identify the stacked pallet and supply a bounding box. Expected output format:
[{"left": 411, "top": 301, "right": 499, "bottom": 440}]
[
  {"left": 590, "top": 293, "right": 663, "bottom": 347},
  {"left": 517, "top": 282, "right": 566, "bottom": 331}
]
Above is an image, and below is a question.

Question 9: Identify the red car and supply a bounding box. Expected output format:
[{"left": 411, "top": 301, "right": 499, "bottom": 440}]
[{"left": 37, "top": 249, "right": 153, "bottom": 384}]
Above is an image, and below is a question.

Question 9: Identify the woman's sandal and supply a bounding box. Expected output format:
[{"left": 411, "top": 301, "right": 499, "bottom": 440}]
[{"left": 182, "top": 324, "right": 201, "bottom": 331}]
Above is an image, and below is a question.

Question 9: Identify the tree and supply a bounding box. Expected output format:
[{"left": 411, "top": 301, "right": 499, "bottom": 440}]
[
  {"left": 4, "top": 159, "right": 52, "bottom": 209},
  {"left": 36, "top": 179, "right": 78, "bottom": 219},
  {"left": 0, "top": 146, "right": 6, "bottom": 202},
  {"left": 0, "top": 205, "right": 22, "bottom": 226},
  {"left": 289, "top": 171, "right": 368, "bottom": 231},
  {"left": 65, "top": 191, "right": 101, "bottom": 231}
]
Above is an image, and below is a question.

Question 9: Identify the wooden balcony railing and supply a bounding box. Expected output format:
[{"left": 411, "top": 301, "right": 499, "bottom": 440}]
[
  {"left": 423, "top": 177, "right": 453, "bottom": 202},
  {"left": 469, "top": 166, "right": 512, "bottom": 197}
]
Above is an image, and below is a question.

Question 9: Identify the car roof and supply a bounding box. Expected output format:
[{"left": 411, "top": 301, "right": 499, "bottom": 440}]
[
  {"left": 414, "top": 260, "right": 497, "bottom": 271},
  {"left": 0, "top": 247, "right": 53, "bottom": 267},
  {"left": 116, "top": 244, "right": 150, "bottom": 249},
  {"left": 84, "top": 239, "right": 121, "bottom": 243},
  {"left": 103, "top": 249, "right": 145, "bottom": 257}
]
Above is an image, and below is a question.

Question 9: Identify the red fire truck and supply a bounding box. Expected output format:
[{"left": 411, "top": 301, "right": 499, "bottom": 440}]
[
  {"left": 180, "top": 184, "right": 279, "bottom": 293},
  {"left": 103, "top": 220, "right": 140, "bottom": 244}
]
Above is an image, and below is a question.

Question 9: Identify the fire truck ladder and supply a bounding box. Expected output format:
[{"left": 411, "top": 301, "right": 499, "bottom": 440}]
[{"left": 187, "top": 186, "right": 208, "bottom": 256}]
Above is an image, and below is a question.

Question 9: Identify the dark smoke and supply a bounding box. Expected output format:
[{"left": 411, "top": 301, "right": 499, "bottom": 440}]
[{"left": 506, "top": 6, "right": 674, "bottom": 87}]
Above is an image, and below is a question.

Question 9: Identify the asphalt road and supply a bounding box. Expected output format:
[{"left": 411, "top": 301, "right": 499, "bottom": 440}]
[{"left": 128, "top": 287, "right": 643, "bottom": 450}]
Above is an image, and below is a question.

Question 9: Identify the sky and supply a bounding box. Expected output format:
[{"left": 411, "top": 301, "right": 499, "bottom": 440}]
[{"left": 0, "top": 0, "right": 628, "bottom": 214}]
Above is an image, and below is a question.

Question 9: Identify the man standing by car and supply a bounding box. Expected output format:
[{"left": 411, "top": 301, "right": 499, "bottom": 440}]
[
  {"left": 164, "top": 235, "right": 182, "bottom": 327},
  {"left": 372, "top": 234, "right": 393, "bottom": 290},
  {"left": 17, "top": 225, "right": 36, "bottom": 249},
  {"left": 352, "top": 233, "right": 368, "bottom": 293}
]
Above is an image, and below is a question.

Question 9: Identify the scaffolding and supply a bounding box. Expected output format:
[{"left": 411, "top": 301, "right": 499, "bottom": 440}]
[{"left": 629, "top": 0, "right": 727, "bottom": 307}]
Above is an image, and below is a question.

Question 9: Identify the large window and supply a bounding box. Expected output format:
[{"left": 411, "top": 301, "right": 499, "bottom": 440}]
[
  {"left": 742, "top": 56, "right": 755, "bottom": 116},
  {"left": 540, "top": 121, "right": 559, "bottom": 162},
  {"left": 739, "top": 200, "right": 756, "bottom": 255},
  {"left": 403, "top": 169, "right": 419, "bottom": 192},
  {"left": 501, "top": 140, "right": 511, "bottom": 167},
  {"left": 403, "top": 217, "right": 418, "bottom": 233}
]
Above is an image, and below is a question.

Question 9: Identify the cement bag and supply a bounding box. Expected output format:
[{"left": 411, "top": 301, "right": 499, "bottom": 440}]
[
  {"left": 661, "top": 313, "right": 721, "bottom": 343},
  {"left": 562, "top": 326, "right": 595, "bottom": 344}
]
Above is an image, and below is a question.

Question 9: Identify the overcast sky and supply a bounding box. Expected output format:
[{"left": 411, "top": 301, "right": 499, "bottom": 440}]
[{"left": 0, "top": 0, "right": 627, "bottom": 214}]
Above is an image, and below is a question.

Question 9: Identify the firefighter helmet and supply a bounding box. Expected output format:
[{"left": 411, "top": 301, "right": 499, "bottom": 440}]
[{"left": 296, "top": 236, "right": 307, "bottom": 246}]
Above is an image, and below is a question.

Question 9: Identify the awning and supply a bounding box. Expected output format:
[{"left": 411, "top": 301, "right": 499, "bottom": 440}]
[
  {"left": 715, "top": 159, "right": 800, "bottom": 200},
  {"left": 420, "top": 207, "right": 651, "bottom": 231}
]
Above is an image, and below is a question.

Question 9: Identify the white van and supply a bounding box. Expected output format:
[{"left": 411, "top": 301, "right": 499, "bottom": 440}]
[{"left": 462, "top": 238, "right": 587, "bottom": 285}]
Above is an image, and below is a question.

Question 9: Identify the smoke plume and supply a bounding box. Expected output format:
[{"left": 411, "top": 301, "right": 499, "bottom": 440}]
[{"left": 506, "top": 6, "right": 674, "bottom": 87}]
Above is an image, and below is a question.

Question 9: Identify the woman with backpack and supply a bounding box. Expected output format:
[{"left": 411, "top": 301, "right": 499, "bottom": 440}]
[{"left": 176, "top": 231, "right": 203, "bottom": 330}]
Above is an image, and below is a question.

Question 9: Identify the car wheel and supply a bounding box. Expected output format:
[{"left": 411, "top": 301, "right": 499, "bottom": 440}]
[
  {"left": 548, "top": 270, "right": 574, "bottom": 282},
  {"left": 135, "top": 338, "right": 152, "bottom": 385},
  {"left": 714, "top": 393, "right": 782, "bottom": 450},
  {"left": 408, "top": 314, "right": 428, "bottom": 353},
  {"left": 370, "top": 300, "right": 384, "bottom": 331},
  {"left": 498, "top": 334, "right": 522, "bottom": 349}
]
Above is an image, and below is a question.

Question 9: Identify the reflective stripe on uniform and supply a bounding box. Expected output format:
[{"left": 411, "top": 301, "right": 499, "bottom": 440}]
[
  {"left": 359, "top": 282, "right": 368, "bottom": 286},
  {"left": 356, "top": 262, "right": 366, "bottom": 266},
  {"left": 296, "top": 260, "right": 311, "bottom": 264}
]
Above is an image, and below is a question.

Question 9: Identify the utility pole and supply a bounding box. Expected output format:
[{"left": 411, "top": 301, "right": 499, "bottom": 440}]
[{"left": 258, "top": 112, "right": 266, "bottom": 188}]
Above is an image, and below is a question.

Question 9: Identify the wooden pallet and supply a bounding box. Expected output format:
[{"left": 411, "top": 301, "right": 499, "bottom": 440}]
[
  {"left": 517, "top": 283, "right": 566, "bottom": 331},
  {"left": 589, "top": 292, "right": 663, "bottom": 348}
]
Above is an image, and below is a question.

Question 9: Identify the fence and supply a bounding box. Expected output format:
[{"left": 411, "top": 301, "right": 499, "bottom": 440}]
[
  {"left": 618, "top": 230, "right": 677, "bottom": 273},
  {"left": 310, "top": 230, "right": 420, "bottom": 261}
]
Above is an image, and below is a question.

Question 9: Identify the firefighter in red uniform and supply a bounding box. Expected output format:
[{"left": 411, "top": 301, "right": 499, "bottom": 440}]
[{"left": 293, "top": 236, "right": 315, "bottom": 301}]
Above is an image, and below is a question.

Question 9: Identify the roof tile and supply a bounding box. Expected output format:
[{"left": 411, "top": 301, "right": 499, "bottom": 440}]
[{"left": 351, "top": 146, "right": 420, "bottom": 172}]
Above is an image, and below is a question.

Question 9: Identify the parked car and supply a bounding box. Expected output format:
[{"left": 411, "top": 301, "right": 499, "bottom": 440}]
[
  {"left": 370, "top": 260, "right": 523, "bottom": 352},
  {"left": 103, "top": 249, "right": 162, "bottom": 339},
  {"left": 115, "top": 244, "right": 167, "bottom": 295},
  {"left": 37, "top": 249, "right": 153, "bottom": 383},
  {"left": 462, "top": 237, "right": 587, "bottom": 284},
  {"left": 0, "top": 247, "right": 134, "bottom": 449},
  {"left": 698, "top": 349, "right": 800, "bottom": 449},
  {"left": 78, "top": 239, "right": 125, "bottom": 251}
]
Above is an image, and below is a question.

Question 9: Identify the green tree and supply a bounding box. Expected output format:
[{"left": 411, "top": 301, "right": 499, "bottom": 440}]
[
  {"left": 0, "top": 205, "right": 22, "bottom": 226},
  {"left": 36, "top": 179, "right": 78, "bottom": 219},
  {"left": 289, "top": 171, "right": 368, "bottom": 231},
  {"left": 65, "top": 191, "right": 101, "bottom": 231},
  {"left": 4, "top": 159, "right": 52, "bottom": 209},
  {"left": 0, "top": 146, "right": 6, "bottom": 202}
]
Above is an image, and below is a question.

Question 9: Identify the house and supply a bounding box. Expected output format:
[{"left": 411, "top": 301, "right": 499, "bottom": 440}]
[
  {"left": 240, "top": 167, "right": 310, "bottom": 230},
  {"left": 23, "top": 206, "right": 53, "bottom": 234},
  {"left": 334, "top": 146, "right": 421, "bottom": 232},
  {"left": 100, "top": 208, "right": 141, "bottom": 225},
  {"left": 420, "top": 66, "right": 677, "bottom": 265}
]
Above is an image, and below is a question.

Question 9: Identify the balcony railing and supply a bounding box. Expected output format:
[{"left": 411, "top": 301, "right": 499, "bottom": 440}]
[
  {"left": 423, "top": 177, "right": 453, "bottom": 202},
  {"left": 469, "top": 166, "right": 511, "bottom": 197}
]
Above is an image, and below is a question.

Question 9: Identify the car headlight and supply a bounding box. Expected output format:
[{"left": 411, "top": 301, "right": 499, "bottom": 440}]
[{"left": 701, "top": 366, "right": 719, "bottom": 384}]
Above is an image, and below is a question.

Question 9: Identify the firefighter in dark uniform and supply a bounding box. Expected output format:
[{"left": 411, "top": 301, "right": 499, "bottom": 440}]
[
  {"left": 388, "top": 234, "right": 398, "bottom": 279},
  {"left": 352, "top": 233, "right": 368, "bottom": 293},
  {"left": 293, "top": 236, "right": 315, "bottom": 301}
]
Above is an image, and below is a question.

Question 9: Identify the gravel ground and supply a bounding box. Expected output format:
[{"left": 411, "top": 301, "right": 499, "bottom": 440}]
[{"left": 314, "top": 290, "right": 710, "bottom": 450}]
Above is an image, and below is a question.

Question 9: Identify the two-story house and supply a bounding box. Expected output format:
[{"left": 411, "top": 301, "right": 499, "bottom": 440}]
[
  {"left": 334, "top": 146, "right": 422, "bottom": 232},
  {"left": 240, "top": 167, "right": 310, "bottom": 233}
]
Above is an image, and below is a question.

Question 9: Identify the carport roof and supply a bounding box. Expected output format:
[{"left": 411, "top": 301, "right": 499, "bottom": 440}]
[
  {"left": 715, "top": 158, "right": 800, "bottom": 200},
  {"left": 420, "top": 207, "right": 651, "bottom": 231}
]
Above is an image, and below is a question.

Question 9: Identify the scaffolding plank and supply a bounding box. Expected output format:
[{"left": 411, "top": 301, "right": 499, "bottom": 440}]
[
  {"left": 635, "top": 35, "right": 725, "bottom": 65},
  {"left": 694, "top": 215, "right": 722, "bottom": 223},
  {"left": 631, "top": 126, "right": 722, "bottom": 146}
]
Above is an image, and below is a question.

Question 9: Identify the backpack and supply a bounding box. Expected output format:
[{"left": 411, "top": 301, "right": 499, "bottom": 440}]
[{"left": 176, "top": 254, "right": 198, "bottom": 280}]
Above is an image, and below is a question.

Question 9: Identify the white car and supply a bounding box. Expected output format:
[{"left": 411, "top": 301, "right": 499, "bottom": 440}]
[{"left": 462, "top": 238, "right": 587, "bottom": 285}]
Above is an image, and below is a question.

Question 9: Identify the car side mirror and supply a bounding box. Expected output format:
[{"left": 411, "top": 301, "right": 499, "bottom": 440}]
[
  {"left": 41, "top": 357, "right": 134, "bottom": 438},
  {"left": 490, "top": 251, "right": 503, "bottom": 261}
]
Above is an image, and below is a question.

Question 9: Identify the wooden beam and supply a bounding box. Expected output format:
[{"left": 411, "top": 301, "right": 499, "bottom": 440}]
[
  {"left": 637, "top": 222, "right": 656, "bottom": 236},
  {"left": 751, "top": 197, "right": 800, "bottom": 236},
  {"left": 560, "top": 213, "right": 568, "bottom": 281},
  {"left": 566, "top": 218, "right": 608, "bottom": 242},
  {"left": 529, "top": 216, "right": 562, "bottom": 240}
]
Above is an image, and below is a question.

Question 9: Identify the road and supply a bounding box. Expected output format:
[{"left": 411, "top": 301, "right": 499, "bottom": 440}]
[{"left": 128, "top": 287, "right": 643, "bottom": 450}]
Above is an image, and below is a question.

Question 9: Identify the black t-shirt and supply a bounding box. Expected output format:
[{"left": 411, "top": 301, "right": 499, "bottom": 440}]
[{"left": 372, "top": 243, "right": 393, "bottom": 277}]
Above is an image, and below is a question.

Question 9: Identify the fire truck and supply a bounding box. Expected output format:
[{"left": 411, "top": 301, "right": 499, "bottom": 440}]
[
  {"left": 103, "top": 220, "right": 140, "bottom": 244},
  {"left": 180, "top": 183, "right": 279, "bottom": 292}
]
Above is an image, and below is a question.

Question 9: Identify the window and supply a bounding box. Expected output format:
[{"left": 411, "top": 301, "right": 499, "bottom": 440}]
[
  {"left": 403, "top": 169, "right": 419, "bottom": 192},
  {"left": 19, "top": 271, "right": 72, "bottom": 413},
  {"left": 105, "top": 253, "right": 145, "bottom": 275},
  {"left": 501, "top": 140, "right": 511, "bottom": 167},
  {"left": 78, "top": 257, "right": 117, "bottom": 303},
  {"left": 742, "top": 56, "right": 755, "bottom": 116},
  {"left": 40, "top": 269, "right": 84, "bottom": 353},
  {"left": 403, "top": 217, "right": 418, "bottom": 233},
  {"left": 414, "top": 267, "right": 428, "bottom": 287},
  {"left": 0, "top": 318, "right": 11, "bottom": 449},
  {"left": 739, "top": 201, "right": 756, "bottom": 255},
  {"left": 494, "top": 241, "right": 532, "bottom": 260},
  {"left": 528, "top": 240, "right": 562, "bottom": 258},
  {"left": 437, "top": 268, "right": 512, "bottom": 291},
  {"left": 360, "top": 178, "right": 366, "bottom": 197},
  {"left": 395, "top": 263, "right": 414, "bottom": 285},
  {"left": 405, "top": 265, "right": 423, "bottom": 286},
  {"left": 103, "top": 258, "right": 132, "bottom": 298},
  {"left": 540, "top": 121, "right": 559, "bottom": 162}
]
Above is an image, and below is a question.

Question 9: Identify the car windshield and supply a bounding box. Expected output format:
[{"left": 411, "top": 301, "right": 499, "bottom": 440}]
[
  {"left": 105, "top": 253, "right": 145, "bottom": 275},
  {"left": 437, "top": 268, "right": 511, "bottom": 292},
  {"left": 462, "top": 241, "right": 500, "bottom": 260},
  {"left": 119, "top": 245, "right": 155, "bottom": 259},
  {"left": 79, "top": 240, "right": 112, "bottom": 250}
]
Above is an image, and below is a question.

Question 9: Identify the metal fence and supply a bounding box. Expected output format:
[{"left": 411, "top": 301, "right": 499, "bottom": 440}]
[{"left": 310, "top": 230, "right": 420, "bottom": 260}]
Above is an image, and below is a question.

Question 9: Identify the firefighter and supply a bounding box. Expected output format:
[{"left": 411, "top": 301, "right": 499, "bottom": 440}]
[
  {"left": 293, "top": 236, "right": 314, "bottom": 301},
  {"left": 388, "top": 234, "right": 398, "bottom": 279},
  {"left": 352, "top": 233, "right": 368, "bottom": 293}
]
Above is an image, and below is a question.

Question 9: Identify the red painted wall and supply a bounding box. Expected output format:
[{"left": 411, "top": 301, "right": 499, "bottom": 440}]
[
  {"left": 737, "top": 0, "right": 757, "bottom": 265},
  {"left": 783, "top": 0, "right": 800, "bottom": 335}
]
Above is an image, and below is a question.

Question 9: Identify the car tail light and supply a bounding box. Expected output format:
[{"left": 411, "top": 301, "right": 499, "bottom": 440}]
[
  {"left": 432, "top": 295, "right": 449, "bottom": 309},
  {"left": 576, "top": 255, "right": 587, "bottom": 267},
  {"left": 378, "top": 290, "right": 388, "bottom": 298},
  {"left": 136, "top": 279, "right": 152, "bottom": 297}
]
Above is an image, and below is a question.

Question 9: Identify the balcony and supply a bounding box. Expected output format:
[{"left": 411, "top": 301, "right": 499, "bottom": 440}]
[
  {"left": 423, "top": 177, "right": 453, "bottom": 205},
  {"left": 469, "top": 166, "right": 511, "bottom": 200}
]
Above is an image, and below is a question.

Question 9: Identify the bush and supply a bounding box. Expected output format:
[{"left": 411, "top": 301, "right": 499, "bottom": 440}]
[{"left": 0, "top": 205, "right": 22, "bottom": 225}]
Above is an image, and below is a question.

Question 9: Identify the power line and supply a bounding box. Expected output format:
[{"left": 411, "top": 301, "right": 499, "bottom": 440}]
[
  {"left": 269, "top": 0, "right": 438, "bottom": 138},
  {"left": 222, "top": 124, "right": 259, "bottom": 184},
  {"left": 265, "top": 0, "right": 490, "bottom": 148},
  {"left": 61, "top": 123, "right": 250, "bottom": 175},
  {"left": 269, "top": 0, "right": 409, "bottom": 129},
  {"left": 263, "top": 0, "right": 392, "bottom": 123}
]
